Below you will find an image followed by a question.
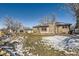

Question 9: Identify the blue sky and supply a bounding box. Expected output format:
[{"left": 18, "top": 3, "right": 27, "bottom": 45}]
[{"left": 0, "top": 3, "right": 76, "bottom": 28}]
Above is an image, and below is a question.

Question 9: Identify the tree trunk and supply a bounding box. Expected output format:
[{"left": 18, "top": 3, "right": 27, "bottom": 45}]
[{"left": 75, "top": 16, "right": 79, "bottom": 29}]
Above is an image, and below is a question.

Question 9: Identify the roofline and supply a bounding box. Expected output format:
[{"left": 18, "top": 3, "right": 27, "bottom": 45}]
[
  {"left": 56, "top": 24, "right": 72, "bottom": 26},
  {"left": 33, "top": 25, "right": 49, "bottom": 28},
  {"left": 33, "top": 22, "right": 72, "bottom": 28}
]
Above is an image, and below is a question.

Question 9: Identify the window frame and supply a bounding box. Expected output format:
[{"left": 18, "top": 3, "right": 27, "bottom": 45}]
[{"left": 41, "top": 27, "right": 47, "bottom": 31}]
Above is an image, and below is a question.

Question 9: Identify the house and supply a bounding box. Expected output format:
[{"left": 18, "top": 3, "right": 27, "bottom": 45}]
[
  {"left": 33, "top": 22, "right": 71, "bottom": 35},
  {"left": 24, "top": 28, "right": 33, "bottom": 33}
]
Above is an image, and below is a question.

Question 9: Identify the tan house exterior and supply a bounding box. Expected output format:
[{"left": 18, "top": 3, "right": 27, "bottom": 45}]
[{"left": 33, "top": 22, "right": 71, "bottom": 35}]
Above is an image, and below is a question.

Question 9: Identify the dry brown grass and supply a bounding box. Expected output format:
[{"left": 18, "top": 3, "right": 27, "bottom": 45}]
[{"left": 22, "top": 33, "right": 67, "bottom": 56}]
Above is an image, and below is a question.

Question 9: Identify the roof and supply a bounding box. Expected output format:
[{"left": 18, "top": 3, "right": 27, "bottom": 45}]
[
  {"left": 25, "top": 28, "right": 32, "bottom": 30},
  {"left": 24, "top": 28, "right": 32, "bottom": 30},
  {"left": 33, "top": 22, "right": 72, "bottom": 28},
  {"left": 33, "top": 24, "right": 49, "bottom": 28},
  {"left": 56, "top": 22, "right": 71, "bottom": 26}
]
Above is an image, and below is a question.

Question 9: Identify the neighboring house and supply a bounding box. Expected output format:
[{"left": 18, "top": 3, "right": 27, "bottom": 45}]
[
  {"left": 24, "top": 28, "right": 33, "bottom": 33},
  {"left": 33, "top": 22, "right": 71, "bottom": 35}
]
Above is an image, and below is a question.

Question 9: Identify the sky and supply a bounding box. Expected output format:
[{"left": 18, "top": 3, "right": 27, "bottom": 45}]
[{"left": 0, "top": 3, "right": 76, "bottom": 28}]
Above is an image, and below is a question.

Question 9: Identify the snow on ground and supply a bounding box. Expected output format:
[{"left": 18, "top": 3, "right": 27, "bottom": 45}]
[
  {"left": 42, "top": 35, "right": 79, "bottom": 53},
  {"left": 11, "top": 36, "right": 25, "bottom": 56},
  {"left": 42, "top": 35, "right": 69, "bottom": 50}
]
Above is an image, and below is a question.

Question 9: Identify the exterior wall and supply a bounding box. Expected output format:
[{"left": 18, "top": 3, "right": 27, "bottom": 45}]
[
  {"left": 48, "top": 23, "right": 56, "bottom": 34},
  {"left": 33, "top": 24, "right": 70, "bottom": 35},
  {"left": 33, "top": 23, "right": 57, "bottom": 35},
  {"left": 33, "top": 28, "right": 40, "bottom": 33},
  {"left": 33, "top": 27, "right": 50, "bottom": 35},
  {"left": 39, "top": 27, "right": 49, "bottom": 34},
  {"left": 27, "top": 30, "right": 33, "bottom": 33},
  {"left": 57, "top": 26, "right": 70, "bottom": 34}
]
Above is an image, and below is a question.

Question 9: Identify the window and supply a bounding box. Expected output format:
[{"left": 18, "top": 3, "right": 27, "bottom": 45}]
[
  {"left": 62, "top": 26, "right": 67, "bottom": 28},
  {"left": 41, "top": 27, "right": 47, "bottom": 31},
  {"left": 20, "top": 30, "right": 24, "bottom": 32}
]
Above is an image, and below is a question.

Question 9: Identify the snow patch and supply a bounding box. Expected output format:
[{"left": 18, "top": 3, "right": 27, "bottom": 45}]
[
  {"left": 42, "top": 35, "right": 69, "bottom": 50},
  {"left": 42, "top": 35, "right": 79, "bottom": 55}
]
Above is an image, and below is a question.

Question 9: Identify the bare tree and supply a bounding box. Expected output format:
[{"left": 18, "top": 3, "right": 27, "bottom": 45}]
[
  {"left": 4, "top": 16, "right": 23, "bottom": 32},
  {"left": 65, "top": 3, "right": 79, "bottom": 29},
  {"left": 39, "top": 14, "right": 56, "bottom": 25},
  {"left": 39, "top": 16, "right": 49, "bottom": 25}
]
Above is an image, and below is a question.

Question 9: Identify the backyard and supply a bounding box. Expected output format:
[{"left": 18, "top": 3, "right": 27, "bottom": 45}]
[
  {"left": 0, "top": 32, "right": 79, "bottom": 56},
  {"left": 0, "top": 3, "right": 79, "bottom": 56}
]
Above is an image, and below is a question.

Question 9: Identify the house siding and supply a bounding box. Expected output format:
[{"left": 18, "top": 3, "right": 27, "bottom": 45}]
[
  {"left": 57, "top": 26, "right": 70, "bottom": 34},
  {"left": 33, "top": 23, "right": 71, "bottom": 35}
]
